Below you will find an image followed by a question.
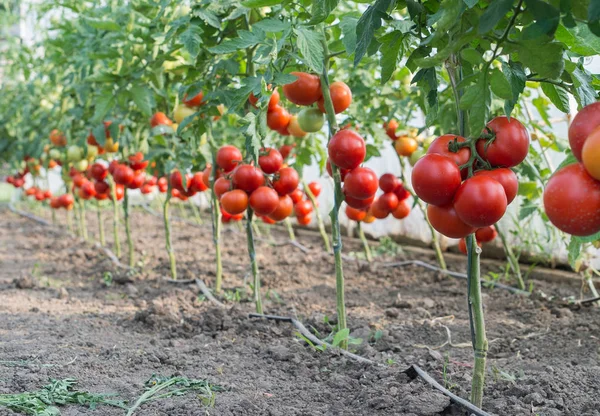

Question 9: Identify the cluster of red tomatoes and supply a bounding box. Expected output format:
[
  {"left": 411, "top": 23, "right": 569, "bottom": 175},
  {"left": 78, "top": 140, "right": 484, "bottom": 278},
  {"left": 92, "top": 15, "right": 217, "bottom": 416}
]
[
  {"left": 24, "top": 186, "right": 52, "bottom": 202},
  {"left": 457, "top": 225, "right": 498, "bottom": 255},
  {"left": 345, "top": 173, "right": 412, "bottom": 223},
  {"left": 263, "top": 72, "right": 351, "bottom": 138},
  {"left": 5, "top": 169, "right": 27, "bottom": 188},
  {"left": 544, "top": 102, "right": 600, "bottom": 237},
  {"left": 412, "top": 116, "right": 529, "bottom": 240},
  {"left": 169, "top": 169, "right": 208, "bottom": 200},
  {"left": 49, "top": 194, "right": 75, "bottom": 210},
  {"left": 210, "top": 145, "right": 311, "bottom": 225},
  {"left": 384, "top": 120, "right": 419, "bottom": 158}
]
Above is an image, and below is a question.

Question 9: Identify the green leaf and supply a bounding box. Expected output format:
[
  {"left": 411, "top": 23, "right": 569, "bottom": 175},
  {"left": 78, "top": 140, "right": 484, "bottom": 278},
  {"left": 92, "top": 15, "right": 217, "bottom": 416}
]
[
  {"left": 532, "top": 96, "right": 552, "bottom": 126},
  {"left": 379, "top": 31, "right": 403, "bottom": 85},
  {"left": 459, "top": 82, "right": 480, "bottom": 110},
  {"left": 490, "top": 68, "right": 513, "bottom": 100},
  {"left": 365, "top": 143, "right": 381, "bottom": 161},
  {"left": 567, "top": 237, "right": 582, "bottom": 268},
  {"left": 555, "top": 23, "right": 600, "bottom": 56},
  {"left": 209, "top": 30, "right": 263, "bottom": 54},
  {"left": 460, "top": 48, "right": 483, "bottom": 65},
  {"left": 571, "top": 66, "right": 597, "bottom": 108},
  {"left": 129, "top": 85, "right": 154, "bottom": 116},
  {"left": 92, "top": 124, "right": 107, "bottom": 147},
  {"left": 180, "top": 25, "right": 204, "bottom": 58},
  {"left": 479, "top": 0, "right": 513, "bottom": 34},
  {"left": 354, "top": 0, "right": 393, "bottom": 66},
  {"left": 463, "top": 0, "right": 478, "bottom": 8},
  {"left": 589, "top": 0, "right": 600, "bottom": 36},
  {"left": 294, "top": 28, "right": 324, "bottom": 73},
  {"left": 339, "top": 16, "right": 358, "bottom": 55},
  {"left": 555, "top": 152, "right": 578, "bottom": 171},
  {"left": 332, "top": 328, "right": 349, "bottom": 347},
  {"left": 574, "top": 230, "right": 600, "bottom": 243},
  {"left": 309, "top": 0, "right": 339, "bottom": 25},
  {"left": 92, "top": 90, "right": 115, "bottom": 123},
  {"left": 522, "top": 0, "right": 560, "bottom": 39},
  {"left": 540, "top": 83, "right": 570, "bottom": 113},
  {"left": 84, "top": 17, "right": 121, "bottom": 32},
  {"left": 241, "top": 0, "right": 281, "bottom": 7},
  {"left": 194, "top": 9, "right": 221, "bottom": 29},
  {"left": 253, "top": 18, "right": 290, "bottom": 33},
  {"left": 502, "top": 61, "right": 526, "bottom": 116},
  {"left": 518, "top": 202, "right": 538, "bottom": 220},
  {"left": 515, "top": 40, "right": 564, "bottom": 79},
  {"left": 467, "top": 75, "right": 491, "bottom": 137}
]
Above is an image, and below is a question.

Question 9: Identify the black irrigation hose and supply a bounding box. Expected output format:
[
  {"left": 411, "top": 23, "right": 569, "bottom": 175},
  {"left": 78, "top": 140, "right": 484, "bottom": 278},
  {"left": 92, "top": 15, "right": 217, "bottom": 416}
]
[
  {"left": 383, "top": 260, "right": 531, "bottom": 296},
  {"left": 249, "top": 313, "right": 492, "bottom": 416}
]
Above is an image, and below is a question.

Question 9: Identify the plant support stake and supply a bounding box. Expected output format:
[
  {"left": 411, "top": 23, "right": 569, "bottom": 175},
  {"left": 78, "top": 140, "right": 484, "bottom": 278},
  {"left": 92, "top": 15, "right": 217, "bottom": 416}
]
[{"left": 246, "top": 208, "right": 262, "bottom": 314}]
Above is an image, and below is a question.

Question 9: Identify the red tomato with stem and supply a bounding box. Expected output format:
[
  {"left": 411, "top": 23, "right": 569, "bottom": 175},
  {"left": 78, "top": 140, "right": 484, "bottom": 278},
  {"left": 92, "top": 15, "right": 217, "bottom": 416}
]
[
  {"left": 272, "top": 167, "right": 299, "bottom": 196},
  {"left": 473, "top": 168, "right": 518, "bottom": 204},
  {"left": 328, "top": 129, "right": 366, "bottom": 170},
  {"left": 568, "top": 102, "right": 600, "bottom": 161},
  {"left": 393, "top": 183, "right": 410, "bottom": 202},
  {"left": 427, "top": 204, "right": 476, "bottom": 238},
  {"left": 427, "top": 134, "right": 470, "bottom": 178},
  {"left": 189, "top": 172, "right": 208, "bottom": 192},
  {"left": 476, "top": 116, "right": 529, "bottom": 168},
  {"left": 183, "top": 91, "right": 204, "bottom": 107},
  {"left": 345, "top": 193, "right": 375, "bottom": 210},
  {"left": 343, "top": 167, "right": 378, "bottom": 200},
  {"left": 113, "top": 165, "right": 134, "bottom": 186},
  {"left": 214, "top": 177, "right": 232, "bottom": 198},
  {"left": 369, "top": 200, "right": 389, "bottom": 219},
  {"left": 221, "top": 190, "right": 249, "bottom": 215},
  {"left": 379, "top": 173, "right": 399, "bottom": 193},
  {"left": 346, "top": 205, "right": 367, "bottom": 222},
  {"left": 453, "top": 176, "right": 507, "bottom": 228},
  {"left": 128, "top": 152, "right": 148, "bottom": 170},
  {"left": 150, "top": 112, "right": 173, "bottom": 127},
  {"left": 249, "top": 186, "right": 280, "bottom": 216},
  {"left": 411, "top": 154, "right": 461, "bottom": 206},
  {"left": 216, "top": 145, "right": 242, "bottom": 172},
  {"left": 317, "top": 81, "right": 352, "bottom": 114},
  {"left": 258, "top": 148, "right": 283, "bottom": 174},
  {"left": 267, "top": 105, "right": 291, "bottom": 131},
  {"left": 295, "top": 200, "right": 313, "bottom": 217},
  {"left": 297, "top": 214, "right": 312, "bottom": 225},
  {"left": 378, "top": 192, "right": 399, "bottom": 212},
  {"left": 289, "top": 188, "right": 303, "bottom": 203},
  {"left": 326, "top": 158, "right": 350, "bottom": 180},
  {"left": 279, "top": 144, "right": 294, "bottom": 159},
  {"left": 543, "top": 163, "right": 600, "bottom": 236},
  {"left": 90, "top": 163, "right": 108, "bottom": 181},
  {"left": 476, "top": 225, "right": 498, "bottom": 243},
  {"left": 169, "top": 170, "right": 184, "bottom": 192},
  {"left": 282, "top": 72, "right": 322, "bottom": 106},
  {"left": 233, "top": 165, "right": 265, "bottom": 194},
  {"left": 392, "top": 200, "right": 411, "bottom": 219},
  {"left": 307, "top": 181, "right": 322, "bottom": 197},
  {"left": 127, "top": 171, "right": 145, "bottom": 189},
  {"left": 249, "top": 87, "right": 280, "bottom": 110},
  {"left": 269, "top": 195, "right": 294, "bottom": 221}
]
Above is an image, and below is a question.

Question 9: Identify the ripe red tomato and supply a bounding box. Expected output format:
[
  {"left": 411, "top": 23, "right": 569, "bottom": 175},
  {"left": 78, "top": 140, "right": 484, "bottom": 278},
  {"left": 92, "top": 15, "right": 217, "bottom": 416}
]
[
  {"left": 150, "top": 112, "right": 173, "bottom": 127},
  {"left": 258, "top": 148, "right": 283, "bottom": 174},
  {"left": 108, "top": 160, "right": 119, "bottom": 175},
  {"left": 427, "top": 134, "right": 470, "bottom": 178},
  {"left": 282, "top": 72, "right": 322, "bottom": 106},
  {"left": 279, "top": 144, "right": 294, "bottom": 159},
  {"left": 113, "top": 165, "right": 134, "bottom": 186},
  {"left": 411, "top": 154, "right": 461, "bottom": 206},
  {"left": 473, "top": 168, "right": 518, "bottom": 204},
  {"left": 427, "top": 204, "right": 476, "bottom": 238},
  {"left": 569, "top": 102, "right": 600, "bottom": 161},
  {"left": 272, "top": 167, "right": 299, "bottom": 196},
  {"left": 233, "top": 164, "right": 265, "bottom": 193},
  {"left": 183, "top": 91, "right": 204, "bottom": 107},
  {"left": 384, "top": 120, "right": 398, "bottom": 140},
  {"left": 50, "top": 197, "right": 61, "bottom": 209},
  {"left": 94, "top": 181, "right": 110, "bottom": 195},
  {"left": 214, "top": 177, "right": 232, "bottom": 198},
  {"left": 269, "top": 195, "right": 294, "bottom": 221},
  {"left": 476, "top": 225, "right": 498, "bottom": 243},
  {"left": 157, "top": 177, "right": 168, "bottom": 193},
  {"left": 392, "top": 200, "right": 411, "bottom": 219},
  {"left": 379, "top": 173, "right": 398, "bottom": 193},
  {"left": 128, "top": 152, "right": 149, "bottom": 170},
  {"left": 295, "top": 200, "right": 313, "bottom": 217},
  {"left": 90, "top": 163, "right": 108, "bottom": 181},
  {"left": 453, "top": 176, "right": 507, "bottom": 228},
  {"left": 267, "top": 105, "right": 291, "bottom": 131},
  {"left": 216, "top": 145, "right": 242, "bottom": 172},
  {"left": 43, "top": 190, "right": 52, "bottom": 199},
  {"left": 189, "top": 172, "right": 208, "bottom": 192},
  {"left": 287, "top": 189, "right": 302, "bottom": 205},
  {"left": 393, "top": 183, "right": 411, "bottom": 202},
  {"left": 72, "top": 174, "right": 86, "bottom": 188},
  {"left": 543, "top": 163, "right": 600, "bottom": 236},
  {"left": 346, "top": 205, "right": 367, "bottom": 222},
  {"left": 317, "top": 81, "right": 352, "bottom": 114},
  {"left": 328, "top": 129, "right": 366, "bottom": 170},
  {"left": 249, "top": 186, "right": 280, "bottom": 216},
  {"left": 345, "top": 193, "right": 375, "bottom": 210},
  {"left": 25, "top": 187, "right": 37, "bottom": 196},
  {"left": 458, "top": 238, "right": 482, "bottom": 254},
  {"left": 477, "top": 116, "right": 529, "bottom": 167},
  {"left": 297, "top": 214, "right": 312, "bottom": 225},
  {"left": 127, "top": 171, "right": 145, "bottom": 189},
  {"left": 326, "top": 158, "right": 350, "bottom": 180},
  {"left": 369, "top": 200, "right": 389, "bottom": 219},
  {"left": 58, "top": 193, "right": 75, "bottom": 209},
  {"left": 343, "top": 167, "right": 378, "bottom": 200},
  {"left": 378, "top": 192, "right": 399, "bottom": 212},
  {"left": 113, "top": 184, "right": 125, "bottom": 201},
  {"left": 581, "top": 127, "right": 600, "bottom": 180},
  {"left": 249, "top": 87, "right": 280, "bottom": 110},
  {"left": 35, "top": 190, "right": 45, "bottom": 201},
  {"left": 79, "top": 181, "right": 96, "bottom": 199},
  {"left": 307, "top": 181, "right": 322, "bottom": 197},
  {"left": 140, "top": 184, "right": 153, "bottom": 194},
  {"left": 169, "top": 170, "right": 184, "bottom": 192},
  {"left": 221, "top": 190, "right": 249, "bottom": 215}
]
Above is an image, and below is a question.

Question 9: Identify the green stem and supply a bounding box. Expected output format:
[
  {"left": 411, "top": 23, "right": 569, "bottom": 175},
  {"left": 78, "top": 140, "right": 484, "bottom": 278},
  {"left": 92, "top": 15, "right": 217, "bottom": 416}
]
[
  {"left": 496, "top": 224, "right": 524, "bottom": 290},
  {"left": 467, "top": 234, "right": 488, "bottom": 407},
  {"left": 251, "top": 220, "right": 262, "bottom": 237},
  {"left": 246, "top": 208, "right": 262, "bottom": 314},
  {"left": 357, "top": 222, "right": 372, "bottom": 262},
  {"left": 123, "top": 188, "right": 135, "bottom": 268},
  {"left": 51, "top": 208, "right": 56, "bottom": 226},
  {"left": 163, "top": 184, "right": 177, "bottom": 280},
  {"left": 189, "top": 199, "right": 203, "bottom": 225},
  {"left": 73, "top": 197, "right": 82, "bottom": 238},
  {"left": 320, "top": 27, "right": 347, "bottom": 349},
  {"left": 97, "top": 200, "right": 105, "bottom": 246},
  {"left": 208, "top": 129, "right": 223, "bottom": 293},
  {"left": 79, "top": 198, "right": 88, "bottom": 241},
  {"left": 176, "top": 200, "right": 187, "bottom": 219},
  {"left": 66, "top": 209, "right": 74, "bottom": 234},
  {"left": 284, "top": 217, "right": 296, "bottom": 241},
  {"left": 303, "top": 180, "right": 330, "bottom": 251},
  {"left": 108, "top": 177, "right": 121, "bottom": 257}
]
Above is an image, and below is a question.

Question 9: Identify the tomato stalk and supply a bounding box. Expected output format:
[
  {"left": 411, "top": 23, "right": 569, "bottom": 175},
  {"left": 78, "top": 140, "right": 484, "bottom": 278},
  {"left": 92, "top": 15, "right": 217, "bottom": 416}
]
[
  {"left": 107, "top": 176, "right": 121, "bottom": 258},
  {"left": 320, "top": 28, "right": 347, "bottom": 349},
  {"left": 303, "top": 179, "right": 330, "bottom": 251},
  {"left": 246, "top": 207, "right": 263, "bottom": 314},
  {"left": 356, "top": 221, "right": 372, "bottom": 262},
  {"left": 162, "top": 181, "right": 177, "bottom": 280},
  {"left": 189, "top": 198, "right": 203, "bottom": 225},
  {"left": 208, "top": 132, "right": 223, "bottom": 293},
  {"left": 448, "top": 53, "right": 488, "bottom": 407},
  {"left": 66, "top": 209, "right": 74, "bottom": 234},
  {"left": 78, "top": 198, "right": 88, "bottom": 241},
  {"left": 496, "top": 224, "right": 525, "bottom": 290},
  {"left": 123, "top": 188, "right": 135, "bottom": 268},
  {"left": 97, "top": 200, "right": 105, "bottom": 246},
  {"left": 284, "top": 217, "right": 296, "bottom": 241}
]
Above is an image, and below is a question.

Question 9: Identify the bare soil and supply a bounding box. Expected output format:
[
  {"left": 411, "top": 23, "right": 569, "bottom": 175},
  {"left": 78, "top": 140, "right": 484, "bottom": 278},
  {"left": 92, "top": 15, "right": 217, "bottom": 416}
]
[{"left": 1, "top": 204, "right": 599, "bottom": 416}]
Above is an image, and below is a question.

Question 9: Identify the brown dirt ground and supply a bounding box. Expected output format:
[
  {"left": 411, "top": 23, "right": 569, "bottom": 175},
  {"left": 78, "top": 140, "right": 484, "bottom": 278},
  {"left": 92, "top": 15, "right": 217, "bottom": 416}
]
[{"left": 1, "top": 203, "right": 600, "bottom": 416}]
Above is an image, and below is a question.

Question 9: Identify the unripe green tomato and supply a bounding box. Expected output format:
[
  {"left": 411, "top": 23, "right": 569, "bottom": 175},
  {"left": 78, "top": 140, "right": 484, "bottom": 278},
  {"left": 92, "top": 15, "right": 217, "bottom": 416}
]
[
  {"left": 86, "top": 145, "right": 98, "bottom": 160},
  {"left": 422, "top": 135, "right": 436, "bottom": 150},
  {"left": 409, "top": 149, "right": 425, "bottom": 166},
  {"left": 74, "top": 159, "right": 89, "bottom": 172},
  {"left": 174, "top": 5, "right": 191, "bottom": 19},
  {"left": 49, "top": 149, "right": 61, "bottom": 160},
  {"left": 173, "top": 104, "right": 196, "bottom": 124},
  {"left": 297, "top": 108, "right": 324, "bottom": 133},
  {"left": 67, "top": 145, "right": 83, "bottom": 162}
]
